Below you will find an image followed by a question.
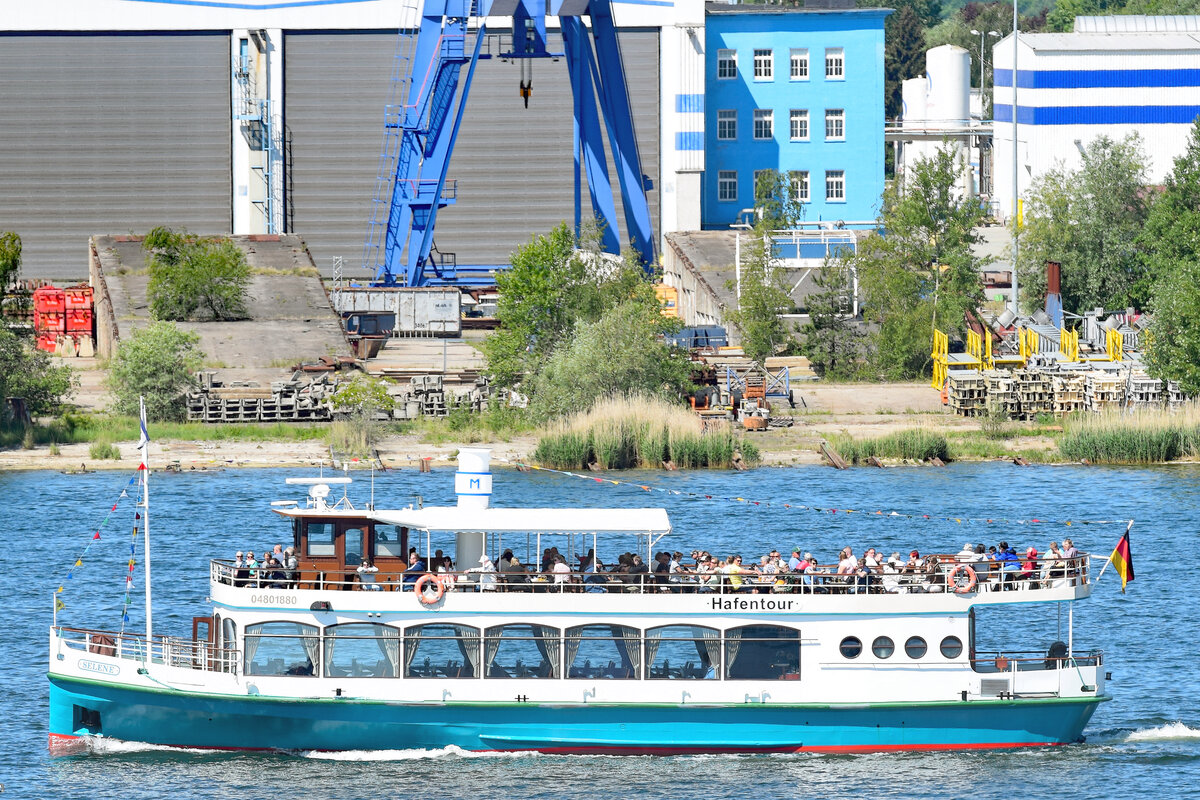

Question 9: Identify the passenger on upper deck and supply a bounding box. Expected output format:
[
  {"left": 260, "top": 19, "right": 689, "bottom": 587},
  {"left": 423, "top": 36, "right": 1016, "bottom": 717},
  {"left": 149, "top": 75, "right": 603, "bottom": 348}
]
[
  {"left": 357, "top": 559, "right": 381, "bottom": 590},
  {"left": 284, "top": 547, "right": 298, "bottom": 588},
  {"left": 233, "top": 551, "right": 248, "bottom": 587},
  {"left": 403, "top": 551, "right": 426, "bottom": 588},
  {"left": 837, "top": 547, "right": 857, "bottom": 575}
]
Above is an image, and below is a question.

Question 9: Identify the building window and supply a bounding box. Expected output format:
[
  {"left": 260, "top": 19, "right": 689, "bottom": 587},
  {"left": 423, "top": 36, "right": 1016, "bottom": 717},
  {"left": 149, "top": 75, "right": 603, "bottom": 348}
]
[
  {"left": 825, "top": 109, "right": 845, "bottom": 141},
  {"left": 825, "top": 47, "right": 844, "bottom": 79},
  {"left": 754, "top": 48, "right": 773, "bottom": 80},
  {"left": 717, "top": 109, "right": 737, "bottom": 141},
  {"left": 791, "top": 171, "right": 810, "bottom": 203},
  {"left": 718, "top": 171, "right": 738, "bottom": 202},
  {"left": 790, "top": 109, "right": 809, "bottom": 141},
  {"left": 826, "top": 170, "right": 845, "bottom": 202},
  {"left": 754, "top": 109, "right": 773, "bottom": 140},
  {"left": 790, "top": 48, "right": 809, "bottom": 80},
  {"left": 717, "top": 49, "right": 737, "bottom": 80}
]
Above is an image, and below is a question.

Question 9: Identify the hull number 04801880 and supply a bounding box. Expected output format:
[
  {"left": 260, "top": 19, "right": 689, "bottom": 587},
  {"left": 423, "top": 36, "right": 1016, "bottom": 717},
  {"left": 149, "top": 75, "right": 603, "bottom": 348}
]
[{"left": 249, "top": 594, "right": 298, "bottom": 605}]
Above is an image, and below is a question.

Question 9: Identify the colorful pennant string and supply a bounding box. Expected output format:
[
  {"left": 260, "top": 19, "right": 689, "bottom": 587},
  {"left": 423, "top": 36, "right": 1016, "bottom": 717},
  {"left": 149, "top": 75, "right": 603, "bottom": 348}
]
[
  {"left": 56, "top": 474, "right": 139, "bottom": 613},
  {"left": 500, "top": 458, "right": 1133, "bottom": 528}
]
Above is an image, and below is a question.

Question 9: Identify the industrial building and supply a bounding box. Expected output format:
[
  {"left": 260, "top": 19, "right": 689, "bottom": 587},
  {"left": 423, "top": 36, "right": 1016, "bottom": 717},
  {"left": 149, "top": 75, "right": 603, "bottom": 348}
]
[
  {"left": 993, "top": 14, "right": 1200, "bottom": 220},
  {"left": 703, "top": 2, "right": 888, "bottom": 227},
  {"left": 1, "top": 0, "right": 705, "bottom": 279}
]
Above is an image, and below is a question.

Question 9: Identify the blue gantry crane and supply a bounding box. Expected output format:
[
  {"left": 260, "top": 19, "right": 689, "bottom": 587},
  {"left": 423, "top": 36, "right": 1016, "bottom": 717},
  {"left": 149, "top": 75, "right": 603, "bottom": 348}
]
[{"left": 361, "top": 0, "right": 657, "bottom": 287}]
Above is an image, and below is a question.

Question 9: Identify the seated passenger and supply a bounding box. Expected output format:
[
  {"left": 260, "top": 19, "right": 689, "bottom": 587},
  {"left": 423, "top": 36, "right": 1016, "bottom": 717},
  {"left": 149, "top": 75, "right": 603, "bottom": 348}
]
[
  {"left": 357, "top": 559, "right": 381, "bottom": 590},
  {"left": 724, "top": 554, "right": 747, "bottom": 592},
  {"left": 1019, "top": 547, "right": 1039, "bottom": 586},
  {"left": 403, "top": 551, "right": 427, "bottom": 589},
  {"left": 551, "top": 554, "right": 572, "bottom": 588},
  {"left": 245, "top": 551, "right": 260, "bottom": 587},
  {"left": 233, "top": 551, "right": 248, "bottom": 587},
  {"left": 653, "top": 552, "right": 672, "bottom": 588},
  {"left": 583, "top": 558, "right": 608, "bottom": 592},
  {"left": 465, "top": 553, "right": 498, "bottom": 591},
  {"left": 628, "top": 554, "right": 650, "bottom": 589}
]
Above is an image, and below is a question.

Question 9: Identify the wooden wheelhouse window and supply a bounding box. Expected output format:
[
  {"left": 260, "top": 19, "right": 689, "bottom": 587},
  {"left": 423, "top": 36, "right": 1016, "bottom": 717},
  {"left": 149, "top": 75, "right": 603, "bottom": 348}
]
[{"left": 306, "top": 522, "right": 335, "bottom": 557}]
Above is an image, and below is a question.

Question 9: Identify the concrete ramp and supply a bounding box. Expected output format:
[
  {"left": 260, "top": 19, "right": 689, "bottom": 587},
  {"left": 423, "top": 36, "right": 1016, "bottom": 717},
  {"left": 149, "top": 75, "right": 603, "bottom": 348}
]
[{"left": 90, "top": 234, "right": 350, "bottom": 386}]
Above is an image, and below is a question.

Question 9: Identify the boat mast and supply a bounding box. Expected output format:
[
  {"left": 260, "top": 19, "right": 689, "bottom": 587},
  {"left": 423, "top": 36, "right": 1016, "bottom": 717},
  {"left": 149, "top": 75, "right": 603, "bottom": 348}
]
[{"left": 139, "top": 397, "right": 153, "bottom": 647}]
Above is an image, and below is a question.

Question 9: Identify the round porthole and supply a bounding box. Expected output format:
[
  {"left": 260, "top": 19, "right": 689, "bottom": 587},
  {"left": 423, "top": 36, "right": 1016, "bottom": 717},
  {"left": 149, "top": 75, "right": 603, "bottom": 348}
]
[
  {"left": 872, "top": 636, "right": 895, "bottom": 659},
  {"left": 839, "top": 636, "right": 863, "bottom": 659},
  {"left": 940, "top": 636, "right": 963, "bottom": 659},
  {"left": 904, "top": 636, "right": 928, "bottom": 659}
]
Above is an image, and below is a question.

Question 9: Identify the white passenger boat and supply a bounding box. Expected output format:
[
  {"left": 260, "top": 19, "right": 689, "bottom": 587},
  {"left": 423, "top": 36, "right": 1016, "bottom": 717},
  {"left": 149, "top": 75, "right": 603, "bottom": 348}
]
[{"left": 49, "top": 448, "right": 1109, "bottom": 754}]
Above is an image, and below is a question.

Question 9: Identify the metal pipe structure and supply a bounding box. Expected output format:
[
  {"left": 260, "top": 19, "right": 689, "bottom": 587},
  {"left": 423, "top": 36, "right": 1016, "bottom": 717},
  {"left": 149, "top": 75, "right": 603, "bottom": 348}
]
[{"left": 1010, "top": 0, "right": 1019, "bottom": 316}]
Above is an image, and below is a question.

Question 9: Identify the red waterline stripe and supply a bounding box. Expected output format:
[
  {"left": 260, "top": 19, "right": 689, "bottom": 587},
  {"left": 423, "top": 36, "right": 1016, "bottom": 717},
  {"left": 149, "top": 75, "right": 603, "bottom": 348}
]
[{"left": 50, "top": 734, "right": 1065, "bottom": 757}]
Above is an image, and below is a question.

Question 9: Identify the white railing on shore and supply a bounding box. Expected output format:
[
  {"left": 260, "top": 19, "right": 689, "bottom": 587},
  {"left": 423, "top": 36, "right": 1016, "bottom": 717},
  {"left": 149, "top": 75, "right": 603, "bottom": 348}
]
[{"left": 209, "top": 555, "right": 1091, "bottom": 596}]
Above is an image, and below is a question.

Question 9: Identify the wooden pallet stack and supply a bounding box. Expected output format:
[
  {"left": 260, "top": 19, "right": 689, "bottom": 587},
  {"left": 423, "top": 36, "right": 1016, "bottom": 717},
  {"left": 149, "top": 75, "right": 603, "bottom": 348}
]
[
  {"left": 1085, "top": 373, "right": 1124, "bottom": 413},
  {"left": 1167, "top": 381, "right": 1188, "bottom": 412},
  {"left": 1127, "top": 374, "right": 1163, "bottom": 410},
  {"left": 983, "top": 371, "right": 1019, "bottom": 418},
  {"left": 947, "top": 371, "right": 986, "bottom": 417},
  {"left": 1015, "top": 369, "right": 1053, "bottom": 419},
  {"left": 1051, "top": 374, "right": 1087, "bottom": 416}
]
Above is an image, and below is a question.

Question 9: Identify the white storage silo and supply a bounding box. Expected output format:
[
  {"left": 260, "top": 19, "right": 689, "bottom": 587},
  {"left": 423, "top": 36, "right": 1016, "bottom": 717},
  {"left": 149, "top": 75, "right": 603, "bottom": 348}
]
[
  {"left": 901, "top": 76, "right": 931, "bottom": 172},
  {"left": 925, "top": 44, "right": 971, "bottom": 128}
]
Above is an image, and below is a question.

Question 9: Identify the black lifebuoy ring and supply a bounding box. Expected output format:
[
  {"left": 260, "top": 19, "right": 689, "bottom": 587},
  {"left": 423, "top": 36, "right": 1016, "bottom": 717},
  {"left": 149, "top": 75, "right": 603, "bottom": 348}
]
[
  {"left": 415, "top": 574, "right": 445, "bottom": 605},
  {"left": 949, "top": 564, "right": 978, "bottom": 594}
]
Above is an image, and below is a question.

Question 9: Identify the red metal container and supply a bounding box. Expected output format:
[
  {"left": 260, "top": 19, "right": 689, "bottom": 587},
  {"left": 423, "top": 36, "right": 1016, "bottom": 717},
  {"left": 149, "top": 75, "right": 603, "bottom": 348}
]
[
  {"left": 33, "top": 286, "right": 65, "bottom": 314},
  {"left": 64, "top": 286, "right": 94, "bottom": 310},
  {"left": 36, "top": 333, "right": 58, "bottom": 353},
  {"left": 35, "top": 310, "right": 65, "bottom": 332},
  {"left": 65, "top": 309, "right": 94, "bottom": 333}
]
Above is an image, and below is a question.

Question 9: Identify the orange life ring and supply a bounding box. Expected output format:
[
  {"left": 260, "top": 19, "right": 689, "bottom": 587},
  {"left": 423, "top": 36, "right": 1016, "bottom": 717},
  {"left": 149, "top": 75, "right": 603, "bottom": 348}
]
[
  {"left": 948, "top": 564, "right": 978, "bottom": 594},
  {"left": 995, "top": 656, "right": 1010, "bottom": 670},
  {"left": 414, "top": 574, "right": 445, "bottom": 605}
]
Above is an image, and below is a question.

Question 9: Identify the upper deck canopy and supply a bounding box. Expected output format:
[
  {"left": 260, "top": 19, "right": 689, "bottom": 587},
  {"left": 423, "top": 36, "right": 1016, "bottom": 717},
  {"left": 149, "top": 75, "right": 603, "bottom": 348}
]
[{"left": 369, "top": 506, "right": 671, "bottom": 534}]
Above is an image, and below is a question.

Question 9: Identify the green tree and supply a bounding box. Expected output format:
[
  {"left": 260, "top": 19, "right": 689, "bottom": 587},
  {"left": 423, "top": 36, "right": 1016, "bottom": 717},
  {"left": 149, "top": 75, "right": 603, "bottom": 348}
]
[
  {"left": 483, "top": 222, "right": 659, "bottom": 388},
  {"left": 107, "top": 321, "right": 202, "bottom": 421},
  {"left": 1016, "top": 134, "right": 1150, "bottom": 312},
  {"left": 850, "top": 144, "right": 985, "bottom": 379},
  {"left": 1141, "top": 119, "right": 1200, "bottom": 292},
  {"left": 725, "top": 221, "right": 797, "bottom": 364},
  {"left": 330, "top": 374, "right": 396, "bottom": 455},
  {"left": 0, "top": 232, "right": 21, "bottom": 290},
  {"left": 0, "top": 329, "right": 76, "bottom": 417},
  {"left": 753, "top": 169, "right": 804, "bottom": 230},
  {"left": 1144, "top": 261, "right": 1200, "bottom": 394},
  {"left": 884, "top": 5, "right": 927, "bottom": 121},
  {"left": 144, "top": 227, "right": 251, "bottom": 321},
  {"left": 800, "top": 260, "right": 864, "bottom": 379},
  {"left": 527, "top": 300, "right": 694, "bottom": 421}
]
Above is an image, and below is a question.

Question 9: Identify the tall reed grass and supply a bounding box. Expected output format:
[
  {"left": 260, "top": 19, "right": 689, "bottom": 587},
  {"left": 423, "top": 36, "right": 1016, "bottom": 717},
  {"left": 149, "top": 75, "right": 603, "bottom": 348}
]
[
  {"left": 1058, "top": 405, "right": 1200, "bottom": 464},
  {"left": 534, "top": 394, "right": 759, "bottom": 470},
  {"left": 829, "top": 428, "right": 950, "bottom": 464}
]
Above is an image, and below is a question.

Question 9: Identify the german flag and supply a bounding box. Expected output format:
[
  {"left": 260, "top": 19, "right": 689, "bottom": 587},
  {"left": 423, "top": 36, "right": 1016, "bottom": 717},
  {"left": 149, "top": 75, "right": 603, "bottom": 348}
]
[{"left": 1110, "top": 530, "right": 1135, "bottom": 593}]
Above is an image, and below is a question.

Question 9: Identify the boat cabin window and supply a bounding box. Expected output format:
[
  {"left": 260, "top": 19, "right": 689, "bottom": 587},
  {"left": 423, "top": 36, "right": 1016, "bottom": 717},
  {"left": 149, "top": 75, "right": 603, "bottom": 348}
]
[
  {"left": 306, "top": 522, "right": 335, "bottom": 557},
  {"left": 940, "top": 636, "right": 963, "bottom": 659},
  {"left": 872, "top": 636, "right": 895, "bottom": 659},
  {"left": 725, "top": 625, "right": 801, "bottom": 680},
  {"left": 324, "top": 623, "right": 400, "bottom": 678},
  {"left": 484, "top": 624, "right": 561, "bottom": 679},
  {"left": 839, "top": 636, "right": 863, "bottom": 659},
  {"left": 566, "top": 625, "right": 640, "bottom": 679},
  {"left": 221, "top": 617, "right": 237, "bottom": 667},
  {"left": 404, "top": 623, "right": 480, "bottom": 679},
  {"left": 905, "top": 636, "right": 928, "bottom": 659},
  {"left": 244, "top": 622, "right": 319, "bottom": 677},
  {"left": 343, "top": 525, "right": 366, "bottom": 567},
  {"left": 644, "top": 625, "right": 720, "bottom": 680},
  {"left": 374, "top": 525, "right": 405, "bottom": 559}
]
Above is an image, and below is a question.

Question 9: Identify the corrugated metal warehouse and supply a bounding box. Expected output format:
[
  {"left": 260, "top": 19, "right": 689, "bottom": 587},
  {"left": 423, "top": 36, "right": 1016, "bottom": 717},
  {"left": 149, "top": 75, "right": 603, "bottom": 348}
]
[{"left": 1, "top": 0, "right": 695, "bottom": 280}]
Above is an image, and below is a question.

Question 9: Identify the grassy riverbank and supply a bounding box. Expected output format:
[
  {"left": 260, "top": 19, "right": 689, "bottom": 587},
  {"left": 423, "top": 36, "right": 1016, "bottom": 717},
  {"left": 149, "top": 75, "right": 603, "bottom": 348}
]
[{"left": 535, "top": 395, "right": 759, "bottom": 470}]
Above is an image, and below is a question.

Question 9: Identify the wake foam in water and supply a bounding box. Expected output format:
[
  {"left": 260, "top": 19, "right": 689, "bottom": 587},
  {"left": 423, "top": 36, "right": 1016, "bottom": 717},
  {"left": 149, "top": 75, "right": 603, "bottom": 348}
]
[
  {"left": 1126, "top": 722, "right": 1200, "bottom": 742},
  {"left": 300, "top": 746, "right": 538, "bottom": 761},
  {"left": 80, "top": 737, "right": 211, "bottom": 756}
]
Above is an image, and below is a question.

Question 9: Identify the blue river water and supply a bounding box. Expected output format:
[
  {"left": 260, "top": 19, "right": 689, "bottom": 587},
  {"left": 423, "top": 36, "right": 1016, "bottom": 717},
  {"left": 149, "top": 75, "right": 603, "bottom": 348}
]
[{"left": 5, "top": 462, "right": 1200, "bottom": 799}]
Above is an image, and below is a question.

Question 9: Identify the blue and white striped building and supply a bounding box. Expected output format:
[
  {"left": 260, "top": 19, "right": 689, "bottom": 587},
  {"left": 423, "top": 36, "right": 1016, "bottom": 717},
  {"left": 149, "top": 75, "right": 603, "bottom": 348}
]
[{"left": 993, "top": 15, "right": 1200, "bottom": 220}]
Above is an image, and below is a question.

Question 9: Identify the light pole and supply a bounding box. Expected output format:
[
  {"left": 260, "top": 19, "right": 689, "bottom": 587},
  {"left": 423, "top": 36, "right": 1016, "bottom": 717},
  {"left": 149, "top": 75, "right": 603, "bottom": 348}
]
[
  {"left": 1010, "top": 0, "right": 1020, "bottom": 316},
  {"left": 970, "top": 29, "right": 1000, "bottom": 97}
]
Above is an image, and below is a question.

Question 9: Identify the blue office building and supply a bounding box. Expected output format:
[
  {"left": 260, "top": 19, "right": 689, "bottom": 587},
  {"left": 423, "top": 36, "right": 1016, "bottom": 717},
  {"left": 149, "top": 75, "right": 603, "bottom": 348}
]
[{"left": 702, "top": 3, "right": 889, "bottom": 228}]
